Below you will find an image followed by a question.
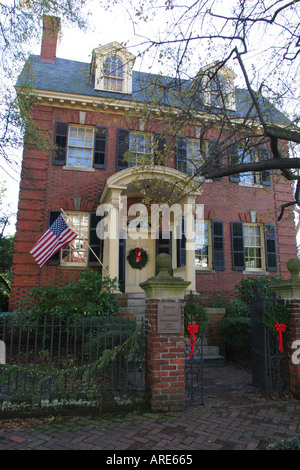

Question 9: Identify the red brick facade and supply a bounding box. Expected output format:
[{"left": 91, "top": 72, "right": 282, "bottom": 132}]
[{"left": 8, "top": 18, "right": 298, "bottom": 311}]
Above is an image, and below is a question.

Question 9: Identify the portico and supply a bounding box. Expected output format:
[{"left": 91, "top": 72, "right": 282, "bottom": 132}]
[{"left": 99, "top": 166, "right": 203, "bottom": 294}]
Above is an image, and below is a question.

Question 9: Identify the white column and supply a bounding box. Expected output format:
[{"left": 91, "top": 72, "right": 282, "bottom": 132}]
[{"left": 184, "top": 196, "right": 196, "bottom": 292}]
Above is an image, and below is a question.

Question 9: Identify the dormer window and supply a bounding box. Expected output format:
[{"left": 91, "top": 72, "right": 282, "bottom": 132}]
[
  {"left": 104, "top": 56, "right": 123, "bottom": 92},
  {"left": 196, "top": 62, "right": 237, "bottom": 111},
  {"left": 91, "top": 42, "right": 135, "bottom": 94}
]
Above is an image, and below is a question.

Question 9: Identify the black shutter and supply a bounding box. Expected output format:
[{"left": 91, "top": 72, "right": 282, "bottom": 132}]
[
  {"left": 228, "top": 143, "right": 240, "bottom": 182},
  {"left": 93, "top": 127, "right": 107, "bottom": 168},
  {"left": 119, "top": 234, "right": 126, "bottom": 293},
  {"left": 177, "top": 217, "right": 186, "bottom": 267},
  {"left": 212, "top": 221, "right": 224, "bottom": 270},
  {"left": 53, "top": 122, "right": 68, "bottom": 165},
  {"left": 117, "top": 129, "right": 129, "bottom": 170},
  {"left": 259, "top": 148, "right": 271, "bottom": 186},
  {"left": 88, "top": 212, "right": 103, "bottom": 266},
  {"left": 231, "top": 221, "right": 245, "bottom": 270},
  {"left": 46, "top": 210, "right": 61, "bottom": 265},
  {"left": 176, "top": 137, "right": 187, "bottom": 173},
  {"left": 264, "top": 224, "right": 277, "bottom": 271},
  {"left": 154, "top": 133, "right": 166, "bottom": 165}
]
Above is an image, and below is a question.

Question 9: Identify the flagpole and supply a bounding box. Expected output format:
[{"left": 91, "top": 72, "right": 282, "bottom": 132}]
[{"left": 60, "top": 208, "right": 109, "bottom": 275}]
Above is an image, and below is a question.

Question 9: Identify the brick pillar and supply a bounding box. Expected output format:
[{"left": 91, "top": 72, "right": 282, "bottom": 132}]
[
  {"left": 40, "top": 15, "right": 60, "bottom": 63},
  {"left": 286, "top": 299, "right": 300, "bottom": 398},
  {"left": 140, "top": 253, "right": 190, "bottom": 412},
  {"left": 273, "top": 258, "right": 300, "bottom": 399}
]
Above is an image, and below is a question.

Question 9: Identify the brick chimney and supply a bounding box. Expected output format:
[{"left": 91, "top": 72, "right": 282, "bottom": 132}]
[{"left": 40, "top": 15, "right": 61, "bottom": 63}]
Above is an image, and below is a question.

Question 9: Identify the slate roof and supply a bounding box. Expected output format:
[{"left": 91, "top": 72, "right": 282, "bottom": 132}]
[{"left": 17, "top": 54, "right": 290, "bottom": 126}]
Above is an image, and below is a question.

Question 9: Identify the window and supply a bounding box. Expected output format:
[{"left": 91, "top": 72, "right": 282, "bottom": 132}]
[
  {"left": 61, "top": 213, "right": 89, "bottom": 266},
  {"left": 211, "top": 75, "right": 226, "bottom": 108},
  {"left": 195, "top": 220, "right": 211, "bottom": 269},
  {"left": 53, "top": 123, "right": 107, "bottom": 169},
  {"left": 104, "top": 56, "right": 123, "bottom": 92},
  {"left": 46, "top": 211, "right": 103, "bottom": 267},
  {"left": 231, "top": 221, "right": 277, "bottom": 272},
  {"left": 243, "top": 223, "right": 264, "bottom": 270},
  {"left": 117, "top": 129, "right": 166, "bottom": 169},
  {"left": 68, "top": 127, "right": 94, "bottom": 167},
  {"left": 229, "top": 145, "right": 271, "bottom": 186},
  {"left": 176, "top": 137, "right": 205, "bottom": 175},
  {"left": 128, "top": 132, "right": 152, "bottom": 166}
]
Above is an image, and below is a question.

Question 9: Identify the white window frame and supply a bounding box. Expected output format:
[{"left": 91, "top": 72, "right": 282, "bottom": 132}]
[
  {"left": 103, "top": 55, "right": 124, "bottom": 92},
  {"left": 243, "top": 223, "right": 266, "bottom": 271},
  {"left": 67, "top": 126, "right": 95, "bottom": 169},
  {"left": 128, "top": 132, "right": 153, "bottom": 166},
  {"left": 60, "top": 212, "right": 90, "bottom": 267},
  {"left": 195, "top": 220, "right": 212, "bottom": 270}
]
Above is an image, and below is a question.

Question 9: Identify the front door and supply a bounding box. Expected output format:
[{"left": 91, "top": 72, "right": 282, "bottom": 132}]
[{"left": 125, "top": 233, "right": 156, "bottom": 293}]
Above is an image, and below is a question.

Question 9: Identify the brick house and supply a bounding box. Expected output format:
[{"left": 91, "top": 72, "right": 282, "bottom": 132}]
[{"left": 9, "top": 16, "right": 298, "bottom": 311}]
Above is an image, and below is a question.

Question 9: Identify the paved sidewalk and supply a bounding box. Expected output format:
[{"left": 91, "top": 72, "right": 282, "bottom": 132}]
[{"left": 0, "top": 365, "right": 299, "bottom": 451}]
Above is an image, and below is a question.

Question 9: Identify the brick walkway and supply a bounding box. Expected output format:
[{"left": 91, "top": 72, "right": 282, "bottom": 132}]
[{"left": 0, "top": 365, "right": 299, "bottom": 451}]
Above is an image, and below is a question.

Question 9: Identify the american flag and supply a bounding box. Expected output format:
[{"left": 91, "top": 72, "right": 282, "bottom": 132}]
[{"left": 30, "top": 214, "right": 78, "bottom": 268}]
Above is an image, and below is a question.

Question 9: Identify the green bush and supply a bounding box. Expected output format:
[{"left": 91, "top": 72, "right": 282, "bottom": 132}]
[
  {"left": 268, "top": 437, "right": 300, "bottom": 450},
  {"left": 184, "top": 303, "right": 209, "bottom": 336},
  {"left": 22, "top": 271, "right": 119, "bottom": 321},
  {"left": 220, "top": 316, "right": 251, "bottom": 354}
]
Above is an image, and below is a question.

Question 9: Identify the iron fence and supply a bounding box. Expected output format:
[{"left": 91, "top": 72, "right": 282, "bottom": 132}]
[{"left": 0, "top": 315, "right": 145, "bottom": 397}]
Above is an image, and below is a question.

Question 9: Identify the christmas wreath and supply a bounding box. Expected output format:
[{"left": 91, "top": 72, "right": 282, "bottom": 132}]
[{"left": 127, "top": 248, "right": 149, "bottom": 270}]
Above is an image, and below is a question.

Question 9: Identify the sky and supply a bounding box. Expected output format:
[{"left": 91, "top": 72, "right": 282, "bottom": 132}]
[{"left": 1, "top": 0, "right": 299, "bottom": 237}]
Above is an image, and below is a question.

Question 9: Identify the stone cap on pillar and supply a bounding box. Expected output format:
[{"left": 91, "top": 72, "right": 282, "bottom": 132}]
[
  {"left": 273, "top": 257, "right": 300, "bottom": 299},
  {"left": 139, "top": 253, "right": 190, "bottom": 299}
]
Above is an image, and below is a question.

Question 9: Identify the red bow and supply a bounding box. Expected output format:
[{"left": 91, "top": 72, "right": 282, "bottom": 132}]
[
  {"left": 135, "top": 248, "right": 142, "bottom": 262},
  {"left": 187, "top": 324, "right": 199, "bottom": 359},
  {"left": 274, "top": 322, "right": 286, "bottom": 354}
]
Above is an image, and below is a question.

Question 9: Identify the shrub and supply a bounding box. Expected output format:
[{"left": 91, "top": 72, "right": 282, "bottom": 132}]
[
  {"left": 220, "top": 316, "right": 251, "bottom": 355},
  {"left": 22, "top": 272, "right": 119, "bottom": 321}
]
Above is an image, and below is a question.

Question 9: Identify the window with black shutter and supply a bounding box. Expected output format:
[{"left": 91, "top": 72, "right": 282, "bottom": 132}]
[
  {"left": 53, "top": 122, "right": 68, "bottom": 165},
  {"left": 88, "top": 212, "right": 103, "bottom": 266},
  {"left": 46, "top": 210, "right": 61, "bottom": 265},
  {"left": 212, "top": 221, "right": 225, "bottom": 270},
  {"left": 264, "top": 224, "right": 277, "bottom": 271},
  {"left": 231, "top": 221, "right": 245, "bottom": 270},
  {"left": 154, "top": 133, "right": 166, "bottom": 165},
  {"left": 93, "top": 127, "right": 107, "bottom": 168},
  {"left": 176, "top": 137, "right": 187, "bottom": 173},
  {"left": 259, "top": 148, "right": 271, "bottom": 186},
  {"left": 117, "top": 129, "right": 130, "bottom": 169}
]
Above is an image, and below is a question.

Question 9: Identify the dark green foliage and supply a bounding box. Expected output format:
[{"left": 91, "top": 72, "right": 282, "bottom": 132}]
[
  {"left": 22, "top": 271, "right": 119, "bottom": 321},
  {"left": 184, "top": 303, "right": 209, "bottom": 336}
]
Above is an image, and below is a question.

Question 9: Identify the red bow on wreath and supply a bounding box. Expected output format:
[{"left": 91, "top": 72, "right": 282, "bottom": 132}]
[
  {"left": 274, "top": 322, "right": 286, "bottom": 354},
  {"left": 187, "top": 324, "right": 199, "bottom": 359},
  {"left": 135, "top": 248, "right": 143, "bottom": 262}
]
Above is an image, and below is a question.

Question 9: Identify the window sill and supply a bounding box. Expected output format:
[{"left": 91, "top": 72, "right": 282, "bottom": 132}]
[
  {"left": 243, "top": 270, "right": 268, "bottom": 276},
  {"left": 238, "top": 182, "right": 263, "bottom": 189},
  {"left": 57, "top": 265, "right": 91, "bottom": 271},
  {"left": 196, "top": 269, "right": 215, "bottom": 274},
  {"left": 63, "top": 165, "right": 95, "bottom": 172}
]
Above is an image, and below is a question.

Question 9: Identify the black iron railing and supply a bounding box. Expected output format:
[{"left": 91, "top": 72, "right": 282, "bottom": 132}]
[{"left": 0, "top": 315, "right": 145, "bottom": 397}]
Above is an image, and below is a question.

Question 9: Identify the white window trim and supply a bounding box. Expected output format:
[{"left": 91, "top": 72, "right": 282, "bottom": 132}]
[
  {"left": 60, "top": 212, "right": 90, "bottom": 267},
  {"left": 66, "top": 125, "right": 95, "bottom": 169},
  {"left": 195, "top": 220, "right": 212, "bottom": 271},
  {"left": 243, "top": 223, "right": 266, "bottom": 272}
]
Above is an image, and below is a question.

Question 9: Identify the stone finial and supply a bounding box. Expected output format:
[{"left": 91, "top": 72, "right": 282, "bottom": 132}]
[
  {"left": 155, "top": 253, "right": 172, "bottom": 279},
  {"left": 287, "top": 258, "right": 300, "bottom": 278}
]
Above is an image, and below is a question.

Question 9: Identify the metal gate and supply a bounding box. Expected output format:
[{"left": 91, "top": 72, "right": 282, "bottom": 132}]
[
  {"left": 184, "top": 292, "right": 204, "bottom": 405},
  {"left": 251, "top": 288, "right": 290, "bottom": 397},
  {"left": 185, "top": 332, "right": 204, "bottom": 405}
]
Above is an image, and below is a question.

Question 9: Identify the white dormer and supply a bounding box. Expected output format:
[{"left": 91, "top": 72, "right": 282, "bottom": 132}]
[
  {"left": 91, "top": 42, "right": 136, "bottom": 94},
  {"left": 196, "top": 62, "right": 237, "bottom": 110}
]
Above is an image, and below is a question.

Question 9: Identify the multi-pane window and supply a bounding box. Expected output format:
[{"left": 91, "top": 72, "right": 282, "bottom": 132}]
[
  {"left": 243, "top": 223, "right": 264, "bottom": 270},
  {"left": 104, "top": 56, "right": 123, "bottom": 92},
  {"left": 61, "top": 213, "right": 89, "bottom": 266},
  {"left": 177, "top": 137, "right": 205, "bottom": 175},
  {"left": 229, "top": 145, "right": 271, "bottom": 185},
  {"left": 68, "top": 127, "right": 94, "bottom": 167},
  {"left": 128, "top": 133, "right": 152, "bottom": 166},
  {"left": 195, "top": 221, "right": 211, "bottom": 269}
]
